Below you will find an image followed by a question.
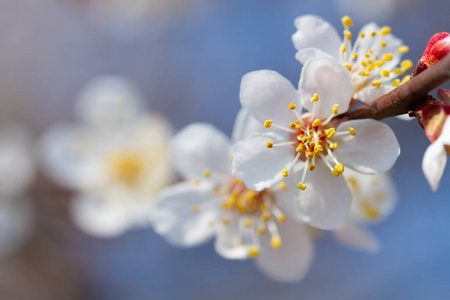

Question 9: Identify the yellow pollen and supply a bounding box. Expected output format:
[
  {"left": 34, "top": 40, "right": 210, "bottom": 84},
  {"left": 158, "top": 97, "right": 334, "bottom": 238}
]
[
  {"left": 245, "top": 220, "right": 253, "bottom": 228},
  {"left": 261, "top": 213, "right": 270, "bottom": 221},
  {"left": 382, "top": 53, "right": 393, "bottom": 61},
  {"left": 191, "top": 204, "right": 199, "bottom": 212},
  {"left": 271, "top": 236, "right": 282, "bottom": 249},
  {"left": 264, "top": 120, "right": 273, "bottom": 128},
  {"left": 289, "top": 103, "right": 296, "bottom": 110},
  {"left": 309, "top": 93, "right": 319, "bottom": 102},
  {"left": 326, "top": 128, "right": 336, "bottom": 139},
  {"left": 348, "top": 127, "right": 357, "bottom": 136},
  {"left": 314, "top": 145, "right": 323, "bottom": 153},
  {"left": 398, "top": 45, "right": 409, "bottom": 53},
  {"left": 340, "top": 43, "right": 346, "bottom": 55},
  {"left": 278, "top": 182, "right": 288, "bottom": 190},
  {"left": 295, "top": 119, "right": 300, "bottom": 124},
  {"left": 308, "top": 164, "right": 315, "bottom": 171},
  {"left": 329, "top": 142, "right": 338, "bottom": 149},
  {"left": 380, "top": 70, "right": 390, "bottom": 77},
  {"left": 308, "top": 141, "right": 315, "bottom": 148},
  {"left": 372, "top": 80, "right": 382, "bottom": 88},
  {"left": 392, "top": 79, "right": 400, "bottom": 87},
  {"left": 289, "top": 122, "right": 296, "bottom": 129},
  {"left": 317, "top": 132, "right": 323, "bottom": 138},
  {"left": 332, "top": 104, "right": 339, "bottom": 115},
  {"left": 248, "top": 246, "right": 260, "bottom": 258},
  {"left": 343, "top": 62, "right": 352, "bottom": 71},
  {"left": 352, "top": 53, "right": 358, "bottom": 60},
  {"left": 401, "top": 59, "right": 413, "bottom": 71},
  {"left": 296, "top": 145, "right": 304, "bottom": 153},
  {"left": 277, "top": 214, "right": 286, "bottom": 223},
  {"left": 301, "top": 136, "right": 308, "bottom": 143},
  {"left": 203, "top": 169, "right": 211, "bottom": 177},
  {"left": 393, "top": 68, "right": 403, "bottom": 75},
  {"left": 380, "top": 26, "right": 391, "bottom": 36},
  {"left": 282, "top": 167, "right": 288, "bottom": 177},
  {"left": 222, "top": 218, "right": 229, "bottom": 226},
  {"left": 297, "top": 182, "right": 307, "bottom": 190},
  {"left": 369, "top": 50, "right": 373, "bottom": 54},
  {"left": 401, "top": 75, "right": 411, "bottom": 84},
  {"left": 380, "top": 41, "right": 387, "bottom": 47},
  {"left": 343, "top": 30, "right": 352, "bottom": 40},
  {"left": 341, "top": 16, "right": 353, "bottom": 29},
  {"left": 312, "top": 119, "right": 321, "bottom": 127},
  {"left": 296, "top": 124, "right": 303, "bottom": 130},
  {"left": 332, "top": 163, "right": 345, "bottom": 177},
  {"left": 266, "top": 141, "right": 273, "bottom": 148},
  {"left": 359, "top": 32, "right": 365, "bottom": 38},
  {"left": 257, "top": 226, "right": 266, "bottom": 235},
  {"left": 306, "top": 152, "right": 314, "bottom": 159},
  {"left": 371, "top": 31, "right": 376, "bottom": 37},
  {"left": 194, "top": 179, "right": 201, "bottom": 185}
]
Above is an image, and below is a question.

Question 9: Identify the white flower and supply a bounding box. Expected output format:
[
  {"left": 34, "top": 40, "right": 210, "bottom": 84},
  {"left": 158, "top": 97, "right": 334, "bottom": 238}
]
[
  {"left": 38, "top": 76, "right": 173, "bottom": 237},
  {"left": 153, "top": 123, "right": 313, "bottom": 282},
  {"left": 0, "top": 125, "right": 34, "bottom": 257},
  {"left": 422, "top": 116, "right": 450, "bottom": 191},
  {"left": 333, "top": 169, "right": 397, "bottom": 253},
  {"left": 292, "top": 15, "right": 412, "bottom": 104},
  {"left": 231, "top": 56, "right": 400, "bottom": 230}
]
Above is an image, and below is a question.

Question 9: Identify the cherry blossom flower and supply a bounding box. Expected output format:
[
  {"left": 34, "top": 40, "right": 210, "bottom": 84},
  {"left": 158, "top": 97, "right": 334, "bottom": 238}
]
[
  {"left": 231, "top": 56, "right": 400, "bottom": 230},
  {"left": 292, "top": 15, "right": 412, "bottom": 104},
  {"left": 153, "top": 122, "right": 313, "bottom": 282},
  {"left": 333, "top": 170, "right": 397, "bottom": 253},
  {"left": 38, "top": 76, "right": 173, "bottom": 237},
  {"left": 0, "top": 125, "right": 35, "bottom": 257}
]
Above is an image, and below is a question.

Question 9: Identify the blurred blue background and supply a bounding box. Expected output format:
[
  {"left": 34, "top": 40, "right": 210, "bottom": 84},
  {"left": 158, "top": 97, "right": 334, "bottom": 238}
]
[{"left": 2, "top": 0, "right": 450, "bottom": 299}]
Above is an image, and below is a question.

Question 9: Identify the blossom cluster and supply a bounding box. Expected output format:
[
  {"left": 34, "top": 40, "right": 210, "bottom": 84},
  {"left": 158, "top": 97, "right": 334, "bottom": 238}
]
[{"left": 0, "top": 14, "right": 449, "bottom": 284}]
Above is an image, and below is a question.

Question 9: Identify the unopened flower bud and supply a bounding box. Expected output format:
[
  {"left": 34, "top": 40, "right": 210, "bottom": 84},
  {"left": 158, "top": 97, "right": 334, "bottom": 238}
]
[{"left": 413, "top": 32, "right": 450, "bottom": 76}]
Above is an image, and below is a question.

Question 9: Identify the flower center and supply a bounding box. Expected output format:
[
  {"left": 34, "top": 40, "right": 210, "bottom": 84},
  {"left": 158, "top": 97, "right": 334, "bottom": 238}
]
[{"left": 107, "top": 150, "right": 146, "bottom": 186}]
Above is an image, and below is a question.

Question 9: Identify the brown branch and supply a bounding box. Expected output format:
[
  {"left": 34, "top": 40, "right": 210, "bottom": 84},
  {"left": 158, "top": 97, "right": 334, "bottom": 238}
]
[{"left": 331, "top": 54, "right": 450, "bottom": 125}]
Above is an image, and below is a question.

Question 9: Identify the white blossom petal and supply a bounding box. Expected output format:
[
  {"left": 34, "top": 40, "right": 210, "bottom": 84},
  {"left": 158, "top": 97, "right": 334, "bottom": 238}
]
[
  {"left": 335, "top": 119, "right": 400, "bottom": 174},
  {"left": 215, "top": 215, "right": 248, "bottom": 260},
  {"left": 422, "top": 141, "right": 447, "bottom": 191},
  {"left": 439, "top": 116, "right": 450, "bottom": 145},
  {"left": 231, "top": 133, "right": 295, "bottom": 191},
  {"left": 299, "top": 57, "right": 353, "bottom": 119},
  {"left": 353, "top": 86, "right": 395, "bottom": 104},
  {"left": 70, "top": 194, "right": 132, "bottom": 238},
  {"left": 299, "top": 159, "right": 352, "bottom": 230},
  {"left": 231, "top": 109, "right": 265, "bottom": 143},
  {"left": 170, "top": 123, "right": 232, "bottom": 180},
  {"left": 333, "top": 218, "right": 380, "bottom": 253},
  {"left": 75, "top": 76, "right": 144, "bottom": 127},
  {"left": 153, "top": 181, "right": 219, "bottom": 247},
  {"left": 295, "top": 48, "right": 333, "bottom": 65},
  {"left": 292, "top": 15, "right": 341, "bottom": 60},
  {"left": 255, "top": 219, "right": 313, "bottom": 282},
  {"left": 240, "top": 70, "right": 300, "bottom": 125}
]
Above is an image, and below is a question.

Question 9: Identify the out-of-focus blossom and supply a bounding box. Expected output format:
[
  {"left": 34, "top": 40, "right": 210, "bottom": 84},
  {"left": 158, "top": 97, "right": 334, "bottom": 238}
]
[
  {"left": 333, "top": 170, "right": 397, "bottom": 253},
  {"left": 231, "top": 56, "right": 400, "bottom": 230},
  {"left": 38, "top": 76, "right": 173, "bottom": 237},
  {"left": 153, "top": 123, "right": 313, "bottom": 282},
  {"left": 413, "top": 32, "right": 450, "bottom": 76},
  {"left": 0, "top": 125, "right": 35, "bottom": 257},
  {"left": 75, "top": 0, "right": 205, "bottom": 40},
  {"left": 292, "top": 15, "right": 412, "bottom": 104}
]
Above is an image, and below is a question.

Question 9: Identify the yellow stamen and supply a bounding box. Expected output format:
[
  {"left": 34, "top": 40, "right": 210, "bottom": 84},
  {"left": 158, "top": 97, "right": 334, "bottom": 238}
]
[
  {"left": 382, "top": 53, "right": 393, "bottom": 61},
  {"left": 297, "top": 182, "right": 306, "bottom": 190},
  {"left": 340, "top": 43, "right": 346, "bottom": 55},
  {"left": 248, "top": 246, "right": 260, "bottom": 258},
  {"left": 370, "top": 31, "right": 376, "bottom": 37},
  {"left": 343, "top": 62, "right": 352, "bottom": 71},
  {"left": 401, "top": 59, "right": 413, "bottom": 71},
  {"left": 372, "top": 80, "right": 382, "bottom": 88},
  {"left": 289, "top": 122, "right": 296, "bottom": 129},
  {"left": 264, "top": 120, "right": 272, "bottom": 128},
  {"left": 359, "top": 32, "right": 365, "bottom": 38},
  {"left": 191, "top": 204, "right": 199, "bottom": 212},
  {"left": 277, "top": 214, "right": 286, "bottom": 223},
  {"left": 341, "top": 16, "right": 353, "bottom": 28},
  {"left": 245, "top": 220, "right": 253, "bottom": 228},
  {"left": 380, "top": 26, "right": 391, "bottom": 36},
  {"left": 326, "top": 128, "right": 336, "bottom": 139},
  {"left": 261, "top": 213, "right": 270, "bottom": 221},
  {"left": 296, "top": 124, "right": 303, "bottom": 130},
  {"left": 332, "top": 105, "right": 339, "bottom": 115},
  {"left": 257, "top": 226, "right": 266, "bottom": 235},
  {"left": 222, "top": 218, "right": 229, "bottom": 226},
  {"left": 266, "top": 141, "right": 273, "bottom": 148},
  {"left": 398, "top": 45, "right": 409, "bottom": 53},
  {"left": 314, "top": 145, "right": 323, "bottom": 153},
  {"left": 194, "top": 179, "right": 201, "bottom": 185},
  {"left": 282, "top": 167, "right": 288, "bottom": 177},
  {"left": 392, "top": 79, "right": 400, "bottom": 87},
  {"left": 312, "top": 119, "right": 321, "bottom": 127},
  {"left": 348, "top": 127, "right": 357, "bottom": 136},
  {"left": 375, "top": 60, "right": 385, "bottom": 67},
  {"left": 380, "top": 70, "right": 390, "bottom": 77},
  {"left": 270, "top": 236, "right": 282, "bottom": 249},
  {"left": 309, "top": 93, "right": 319, "bottom": 102},
  {"left": 380, "top": 41, "right": 387, "bottom": 47},
  {"left": 352, "top": 53, "right": 358, "bottom": 60},
  {"left": 401, "top": 75, "right": 411, "bottom": 84},
  {"left": 289, "top": 103, "right": 296, "bottom": 110},
  {"left": 308, "top": 164, "right": 315, "bottom": 171},
  {"left": 329, "top": 142, "right": 338, "bottom": 149},
  {"left": 296, "top": 145, "right": 304, "bottom": 153},
  {"left": 306, "top": 152, "right": 314, "bottom": 159},
  {"left": 343, "top": 30, "right": 352, "bottom": 40},
  {"left": 203, "top": 169, "right": 211, "bottom": 177}
]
